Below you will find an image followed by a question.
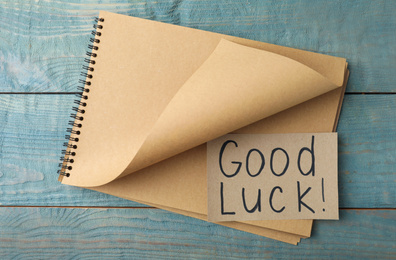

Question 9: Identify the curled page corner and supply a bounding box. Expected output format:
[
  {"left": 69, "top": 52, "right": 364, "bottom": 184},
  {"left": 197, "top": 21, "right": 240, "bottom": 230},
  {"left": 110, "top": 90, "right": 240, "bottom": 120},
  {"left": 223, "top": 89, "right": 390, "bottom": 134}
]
[
  {"left": 118, "top": 39, "right": 341, "bottom": 177},
  {"left": 62, "top": 38, "right": 343, "bottom": 188}
]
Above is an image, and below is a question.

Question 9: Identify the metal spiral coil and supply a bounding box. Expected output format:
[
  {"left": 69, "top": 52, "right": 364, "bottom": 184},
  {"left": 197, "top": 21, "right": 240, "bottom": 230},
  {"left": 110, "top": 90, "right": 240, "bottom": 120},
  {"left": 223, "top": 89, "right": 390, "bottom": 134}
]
[{"left": 58, "top": 16, "right": 104, "bottom": 178}]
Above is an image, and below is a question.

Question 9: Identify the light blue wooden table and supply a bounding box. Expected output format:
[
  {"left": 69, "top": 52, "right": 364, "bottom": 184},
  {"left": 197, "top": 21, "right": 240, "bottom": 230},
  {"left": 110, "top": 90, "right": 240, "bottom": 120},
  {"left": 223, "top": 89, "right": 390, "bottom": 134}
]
[{"left": 0, "top": 1, "right": 395, "bottom": 259}]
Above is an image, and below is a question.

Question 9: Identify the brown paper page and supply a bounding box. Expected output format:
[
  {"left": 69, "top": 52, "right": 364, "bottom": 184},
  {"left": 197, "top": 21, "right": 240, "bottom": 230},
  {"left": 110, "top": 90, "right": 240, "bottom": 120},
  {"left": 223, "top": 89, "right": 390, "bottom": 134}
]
[
  {"left": 93, "top": 74, "right": 347, "bottom": 220},
  {"left": 121, "top": 40, "right": 338, "bottom": 175},
  {"left": 61, "top": 11, "right": 346, "bottom": 187},
  {"left": 93, "top": 73, "right": 348, "bottom": 244},
  {"left": 91, "top": 77, "right": 347, "bottom": 244}
]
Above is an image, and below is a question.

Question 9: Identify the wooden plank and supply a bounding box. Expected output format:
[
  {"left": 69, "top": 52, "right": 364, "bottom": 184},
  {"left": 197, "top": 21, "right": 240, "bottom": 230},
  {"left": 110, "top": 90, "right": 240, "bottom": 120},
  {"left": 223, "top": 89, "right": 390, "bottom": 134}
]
[
  {"left": 0, "top": 207, "right": 394, "bottom": 259},
  {"left": 0, "top": 94, "right": 394, "bottom": 208},
  {"left": 337, "top": 95, "right": 396, "bottom": 208},
  {"left": 0, "top": 0, "right": 394, "bottom": 92}
]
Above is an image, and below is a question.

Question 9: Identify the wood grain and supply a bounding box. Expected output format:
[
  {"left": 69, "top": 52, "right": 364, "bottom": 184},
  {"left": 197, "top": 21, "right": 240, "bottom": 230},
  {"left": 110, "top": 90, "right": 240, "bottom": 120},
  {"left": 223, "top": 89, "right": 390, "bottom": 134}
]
[
  {"left": 0, "top": 0, "right": 394, "bottom": 257},
  {"left": 0, "top": 94, "right": 394, "bottom": 208},
  {"left": 337, "top": 94, "right": 396, "bottom": 208},
  {"left": 0, "top": 0, "right": 394, "bottom": 92},
  {"left": 0, "top": 207, "right": 394, "bottom": 259}
]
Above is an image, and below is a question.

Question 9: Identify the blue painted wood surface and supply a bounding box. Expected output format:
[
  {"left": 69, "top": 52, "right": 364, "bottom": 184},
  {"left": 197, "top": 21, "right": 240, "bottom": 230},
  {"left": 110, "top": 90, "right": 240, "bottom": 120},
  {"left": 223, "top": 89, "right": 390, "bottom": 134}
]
[
  {"left": 0, "top": 208, "right": 394, "bottom": 259},
  {"left": 0, "top": 0, "right": 394, "bottom": 258},
  {"left": 0, "top": 0, "right": 395, "bottom": 92}
]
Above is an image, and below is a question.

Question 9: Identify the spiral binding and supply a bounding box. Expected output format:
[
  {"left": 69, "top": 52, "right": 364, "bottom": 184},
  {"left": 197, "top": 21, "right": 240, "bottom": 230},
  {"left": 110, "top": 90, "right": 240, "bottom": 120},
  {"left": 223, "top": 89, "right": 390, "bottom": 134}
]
[{"left": 58, "top": 17, "right": 104, "bottom": 178}]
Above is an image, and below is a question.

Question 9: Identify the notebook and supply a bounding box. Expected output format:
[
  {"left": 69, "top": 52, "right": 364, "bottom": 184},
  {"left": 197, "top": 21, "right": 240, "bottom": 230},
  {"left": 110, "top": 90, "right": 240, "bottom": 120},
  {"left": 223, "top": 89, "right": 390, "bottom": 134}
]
[{"left": 59, "top": 11, "right": 349, "bottom": 245}]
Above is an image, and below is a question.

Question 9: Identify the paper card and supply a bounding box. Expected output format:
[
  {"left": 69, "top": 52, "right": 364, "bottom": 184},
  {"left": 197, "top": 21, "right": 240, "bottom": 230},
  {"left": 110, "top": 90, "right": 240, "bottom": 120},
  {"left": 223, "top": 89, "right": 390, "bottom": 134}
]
[{"left": 207, "top": 133, "right": 338, "bottom": 222}]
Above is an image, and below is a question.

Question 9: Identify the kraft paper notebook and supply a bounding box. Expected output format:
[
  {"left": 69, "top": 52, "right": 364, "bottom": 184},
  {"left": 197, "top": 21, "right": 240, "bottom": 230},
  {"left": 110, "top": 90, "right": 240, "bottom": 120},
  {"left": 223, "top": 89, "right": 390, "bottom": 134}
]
[{"left": 59, "top": 11, "right": 349, "bottom": 244}]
